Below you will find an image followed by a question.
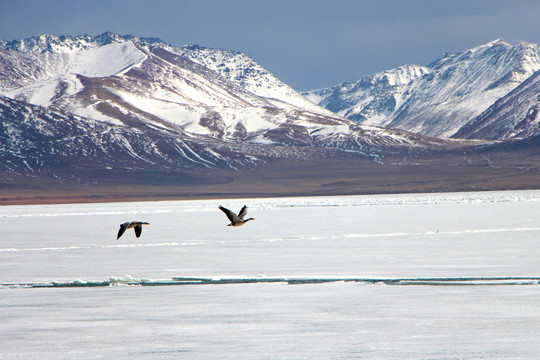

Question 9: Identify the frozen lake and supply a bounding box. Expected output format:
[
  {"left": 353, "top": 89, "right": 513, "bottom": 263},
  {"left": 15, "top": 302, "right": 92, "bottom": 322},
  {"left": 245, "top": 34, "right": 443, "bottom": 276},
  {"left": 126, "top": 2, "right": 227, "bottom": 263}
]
[{"left": 2, "top": 191, "right": 540, "bottom": 359}]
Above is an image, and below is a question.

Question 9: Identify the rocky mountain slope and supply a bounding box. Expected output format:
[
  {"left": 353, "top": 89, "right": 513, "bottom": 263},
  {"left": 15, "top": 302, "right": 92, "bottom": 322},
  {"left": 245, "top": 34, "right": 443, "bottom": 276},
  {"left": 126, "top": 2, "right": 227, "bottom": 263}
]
[
  {"left": 305, "top": 40, "right": 540, "bottom": 139},
  {"left": 0, "top": 95, "right": 262, "bottom": 175},
  {"left": 453, "top": 68, "right": 540, "bottom": 140}
]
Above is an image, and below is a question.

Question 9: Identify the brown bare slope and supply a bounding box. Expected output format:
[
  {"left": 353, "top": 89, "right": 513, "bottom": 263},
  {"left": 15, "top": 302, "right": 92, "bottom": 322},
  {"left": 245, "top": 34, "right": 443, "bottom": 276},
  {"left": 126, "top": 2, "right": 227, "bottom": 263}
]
[{"left": 3, "top": 139, "right": 540, "bottom": 206}]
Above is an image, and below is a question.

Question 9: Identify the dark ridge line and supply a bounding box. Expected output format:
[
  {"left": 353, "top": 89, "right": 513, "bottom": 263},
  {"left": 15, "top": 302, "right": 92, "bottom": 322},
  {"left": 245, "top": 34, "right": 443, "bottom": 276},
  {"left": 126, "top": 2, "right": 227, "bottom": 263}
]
[{"left": 2, "top": 276, "right": 540, "bottom": 289}]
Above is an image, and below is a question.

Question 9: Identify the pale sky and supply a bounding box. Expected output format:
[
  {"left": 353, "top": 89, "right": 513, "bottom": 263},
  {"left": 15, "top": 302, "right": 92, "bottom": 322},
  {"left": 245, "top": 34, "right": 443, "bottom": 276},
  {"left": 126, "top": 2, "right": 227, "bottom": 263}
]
[{"left": 1, "top": 0, "right": 540, "bottom": 91}]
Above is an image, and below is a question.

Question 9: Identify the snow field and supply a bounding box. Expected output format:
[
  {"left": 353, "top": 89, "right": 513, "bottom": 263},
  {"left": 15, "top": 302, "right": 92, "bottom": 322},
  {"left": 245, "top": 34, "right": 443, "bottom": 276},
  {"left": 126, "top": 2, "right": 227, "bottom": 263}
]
[{"left": 1, "top": 190, "right": 540, "bottom": 359}]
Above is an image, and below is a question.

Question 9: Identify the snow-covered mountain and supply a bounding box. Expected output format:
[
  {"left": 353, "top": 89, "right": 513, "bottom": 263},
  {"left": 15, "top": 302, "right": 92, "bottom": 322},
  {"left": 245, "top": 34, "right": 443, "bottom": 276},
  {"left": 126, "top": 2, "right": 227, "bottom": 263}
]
[
  {"left": 1, "top": 33, "right": 455, "bottom": 179},
  {"left": 305, "top": 40, "right": 540, "bottom": 139},
  {"left": 0, "top": 33, "right": 409, "bottom": 142},
  {"left": 304, "top": 64, "right": 431, "bottom": 126},
  {"left": 453, "top": 68, "right": 540, "bottom": 140}
]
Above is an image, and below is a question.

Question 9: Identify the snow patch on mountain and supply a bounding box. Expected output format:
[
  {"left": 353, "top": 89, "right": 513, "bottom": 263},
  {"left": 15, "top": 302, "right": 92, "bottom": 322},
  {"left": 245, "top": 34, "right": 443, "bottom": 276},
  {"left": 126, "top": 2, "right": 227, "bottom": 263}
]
[
  {"left": 1, "top": 42, "right": 147, "bottom": 109},
  {"left": 68, "top": 42, "right": 147, "bottom": 77}
]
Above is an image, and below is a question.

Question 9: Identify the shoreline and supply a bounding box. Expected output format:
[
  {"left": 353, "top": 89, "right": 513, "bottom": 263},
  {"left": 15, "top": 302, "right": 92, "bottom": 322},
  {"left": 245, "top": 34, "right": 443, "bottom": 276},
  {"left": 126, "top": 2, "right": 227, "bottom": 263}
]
[{"left": 3, "top": 185, "right": 540, "bottom": 206}]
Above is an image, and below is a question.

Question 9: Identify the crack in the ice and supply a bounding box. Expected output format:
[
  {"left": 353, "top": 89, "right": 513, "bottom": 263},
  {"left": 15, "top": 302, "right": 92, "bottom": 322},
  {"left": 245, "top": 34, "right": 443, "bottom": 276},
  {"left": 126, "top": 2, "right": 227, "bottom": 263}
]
[{"left": 2, "top": 276, "right": 540, "bottom": 289}]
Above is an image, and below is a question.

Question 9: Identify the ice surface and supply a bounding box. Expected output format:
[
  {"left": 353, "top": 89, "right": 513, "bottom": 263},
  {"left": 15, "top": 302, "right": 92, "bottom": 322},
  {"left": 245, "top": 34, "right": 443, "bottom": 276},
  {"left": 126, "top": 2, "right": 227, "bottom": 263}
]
[{"left": 1, "top": 191, "right": 540, "bottom": 359}]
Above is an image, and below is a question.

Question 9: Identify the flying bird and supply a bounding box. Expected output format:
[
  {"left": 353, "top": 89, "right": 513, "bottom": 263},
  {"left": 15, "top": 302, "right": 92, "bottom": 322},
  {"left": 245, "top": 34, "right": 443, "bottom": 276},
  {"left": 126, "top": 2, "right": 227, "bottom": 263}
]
[
  {"left": 117, "top": 221, "right": 150, "bottom": 240},
  {"left": 219, "top": 205, "right": 255, "bottom": 227}
]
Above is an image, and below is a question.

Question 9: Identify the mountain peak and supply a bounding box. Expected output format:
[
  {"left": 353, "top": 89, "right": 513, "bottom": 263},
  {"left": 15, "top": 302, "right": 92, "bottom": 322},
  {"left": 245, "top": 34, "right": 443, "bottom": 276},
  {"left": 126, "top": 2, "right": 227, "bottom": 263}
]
[
  {"left": 486, "top": 39, "right": 511, "bottom": 47},
  {"left": 468, "top": 39, "right": 512, "bottom": 55},
  {"left": 376, "top": 64, "right": 431, "bottom": 86}
]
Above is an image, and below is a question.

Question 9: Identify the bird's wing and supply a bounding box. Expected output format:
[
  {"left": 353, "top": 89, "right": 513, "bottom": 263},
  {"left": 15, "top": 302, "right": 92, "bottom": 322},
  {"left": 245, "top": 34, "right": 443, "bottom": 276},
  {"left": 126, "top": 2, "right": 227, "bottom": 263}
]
[
  {"left": 117, "top": 223, "right": 128, "bottom": 240},
  {"left": 134, "top": 224, "right": 143, "bottom": 238},
  {"left": 238, "top": 205, "right": 248, "bottom": 220},
  {"left": 219, "top": 205, "right": 240, "bottom": 222}
]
